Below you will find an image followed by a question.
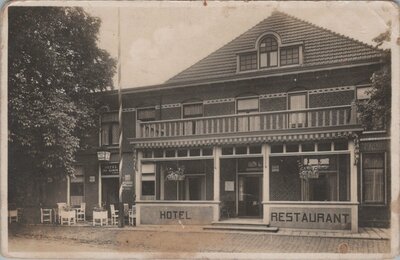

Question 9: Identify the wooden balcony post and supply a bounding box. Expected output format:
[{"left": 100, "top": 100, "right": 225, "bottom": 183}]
[
  {"left": 136, "top": 120, "right": 142, "bottom": 138},
  {"left": 135, "top": 149, "right": 142, "bottom": 226},
  {"left": 213, "top": 146, "right": 221, "bottom": 221},
  {"left": 262, "top": 143, "right": 271, "bottom": 225},
  {"left": 349, "top": 139, "right": 358, "bottom": 233},
  {"left": 349, "top": 101, "right": 358, "bottom": 125}
]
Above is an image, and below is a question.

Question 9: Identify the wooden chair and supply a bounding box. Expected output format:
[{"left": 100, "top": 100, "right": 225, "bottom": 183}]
[
  {"left": 110, "top": 204, "right": 119, "bottom": 225},
  {"left": 56, "top": 202, "right": 67, "bottom": 223},
  {"left": 60, "top": 210, "right": 75, "bottom": 226},
  {"left": 40, "top": 208, "right": 52, "bottom": 224},
  {"left": 8, "top": 209, "right": 18, "bottom": 223},
  {"left": 129, "top": 205, "right": 136, "bottom": 226},
  {"left": 76, "top": 203, "right": 86, "bottom": 222}
]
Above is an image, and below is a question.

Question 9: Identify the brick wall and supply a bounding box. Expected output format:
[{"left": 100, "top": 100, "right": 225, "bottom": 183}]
[
  {"left": 309, "top": 91, "right": 355, "bottom": 108},
  {"left": 260, "top": 97, "right": 287, "bottom": 111},
  {"left": 204, "top": 102, "right": 235, "bottom": 116}
]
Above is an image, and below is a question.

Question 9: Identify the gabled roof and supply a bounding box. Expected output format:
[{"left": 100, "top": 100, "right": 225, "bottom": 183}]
[{"left": 166, "top": 11, "right": 385, "bottom": 85}]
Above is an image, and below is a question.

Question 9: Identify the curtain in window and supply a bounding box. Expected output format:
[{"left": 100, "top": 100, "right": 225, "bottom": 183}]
[
  {"left": 101, "top": 125, "right": 110, "bottom": 146},
  {"left": 111, "top": 124, "right": 119, "bottom": 144},
  {"left": 363, "top": 154, "right": 385, "bottom": 203},
  {"left": 137, "top": 108, "right": 156, "bottom": 121},
  {"left": 237, "top": 98, "right": 259, "bottom": 113},
  {"left": 183, "top": 104, "right": 203, "bottom": 117},
  {"left": 289, "top": 94, "right": 307, "bottom": 127}
]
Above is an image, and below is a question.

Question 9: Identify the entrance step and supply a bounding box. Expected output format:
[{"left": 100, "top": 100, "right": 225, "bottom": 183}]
[
  {"left": 203, "top": 224, "right": 279, "bottom": 233},
  {"left": 211, "top": 220, "right": 269, "bottom": 227}
]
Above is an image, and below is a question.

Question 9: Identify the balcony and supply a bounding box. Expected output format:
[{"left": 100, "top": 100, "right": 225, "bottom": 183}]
[{"left": 135, "top": 104, "right": 360, "bottom": 140}]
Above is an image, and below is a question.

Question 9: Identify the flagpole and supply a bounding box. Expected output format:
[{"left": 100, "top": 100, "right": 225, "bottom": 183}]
[{"left": 117, "top": 6, "right": 124, "bottom": 228}]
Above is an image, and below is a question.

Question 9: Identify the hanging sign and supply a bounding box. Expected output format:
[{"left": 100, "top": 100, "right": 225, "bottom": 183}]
[{"left": 101, "top": 163, "right": 119, "bottom": 176}]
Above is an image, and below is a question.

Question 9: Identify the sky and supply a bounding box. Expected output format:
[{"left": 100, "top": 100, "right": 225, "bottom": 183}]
[{"left": 83, "top": 1, "right": 396, "bottom": 89}]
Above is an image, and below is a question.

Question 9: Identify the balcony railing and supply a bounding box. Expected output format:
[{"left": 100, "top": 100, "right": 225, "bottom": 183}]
[{"left": 136, "top": 105, "right": 358, "bottom": 139}]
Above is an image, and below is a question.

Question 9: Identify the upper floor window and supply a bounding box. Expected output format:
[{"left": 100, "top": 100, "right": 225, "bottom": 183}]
[
  {"left": 237, "top": 97, "right": 259, "bottom": 114},
  {"left": 239, "top": 52, "right": 257, "bottom": 71},
  {"left": 280, "top": 46, "right": 299, "bottom": 66},
  {"left": 101, "top": 113, "right": 119, "bottom": 146},
  {"left": 183, "top": 103, "right": 203, "bottom": 118},
  {"left": 259, "top": 36, "right": 278, "bottom": 68},
  {"left": 137, "top": 107, "right": 156, "bottom": 121}
]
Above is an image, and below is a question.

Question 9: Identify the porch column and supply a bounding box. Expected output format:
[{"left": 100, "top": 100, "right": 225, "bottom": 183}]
[
  {"left": 135, "top": 150, "right": 143, "bottom": 225},
  {"left": 349, "top": 139, "right": 358, "bottom": 233},
  {"left": 262, "top": 143, "right": 271, "bottom": 225},
  {"left": 213, "top": 146, "right": 221, "bottom": 221}
]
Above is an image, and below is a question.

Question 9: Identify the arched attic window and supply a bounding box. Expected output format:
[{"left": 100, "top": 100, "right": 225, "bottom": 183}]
[{"left": 259, "top": 36, "right": 278, "bottom": 68}]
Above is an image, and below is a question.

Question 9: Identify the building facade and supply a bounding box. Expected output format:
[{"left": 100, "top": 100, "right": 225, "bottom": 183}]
[{"left": 45, "top": 11, "right": 390, "bottom": 232}]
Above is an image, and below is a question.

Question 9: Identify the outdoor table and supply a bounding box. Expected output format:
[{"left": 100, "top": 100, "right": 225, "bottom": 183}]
[
  {"left": 60, "top": 209, "right": 76, "bottom": 225},
  {"left": 93, "top": 210, "right": 108, "bottom": 226}
]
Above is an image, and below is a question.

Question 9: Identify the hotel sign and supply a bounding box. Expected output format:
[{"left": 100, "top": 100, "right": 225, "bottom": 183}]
[
  {"left": 101, "top": 163, "right": 119, "bottom": 176},
  {"left": 270, "top": 207, "right": 351, "bottom": 230},
  {"left": 140, "top": 205, "right": 214, "bottom": 225}
]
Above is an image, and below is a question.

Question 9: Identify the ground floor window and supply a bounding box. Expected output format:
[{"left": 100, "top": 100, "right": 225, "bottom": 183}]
[
  {"left": 141, "top": 160, "right": 213, "bottom": 201},
  {"left": 362, "top": 153, "right": 385, "bottom": 204},
  {"left": 70, "top": 165, "right": 84, "bottom": 206},
  {"left": 270, "top": 154, "right": 349, "bottom": 202}
]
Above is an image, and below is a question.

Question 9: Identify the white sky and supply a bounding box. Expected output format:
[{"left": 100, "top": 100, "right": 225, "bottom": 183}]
[{"left": 84, "top": 1, "right": 395, "bottom": 89}]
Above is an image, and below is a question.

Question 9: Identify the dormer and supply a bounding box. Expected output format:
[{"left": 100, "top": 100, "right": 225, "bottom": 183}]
[{"left": 236, "top": 32, "right": 304, "bottom": 73}]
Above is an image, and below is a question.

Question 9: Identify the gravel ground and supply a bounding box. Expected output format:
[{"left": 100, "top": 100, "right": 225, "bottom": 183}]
[{"left": 6, "top": 224, "right": 390, "bottom": 255}]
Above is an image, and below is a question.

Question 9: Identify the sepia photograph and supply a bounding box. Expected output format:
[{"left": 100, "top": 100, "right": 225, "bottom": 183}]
[{"left": 1, "top": 1, "right": 399, "bottom": 258}]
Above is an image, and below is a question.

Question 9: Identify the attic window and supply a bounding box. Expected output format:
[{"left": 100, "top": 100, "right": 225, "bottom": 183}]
[
  {"left": 259, "top": 36, "right": 278, "bottom": 68},
  {"left": 280, "top": 46, "right": 300, "bottom": 65},
  {"left": 239, "top": 52, "right": 257, "bottom": 71}
]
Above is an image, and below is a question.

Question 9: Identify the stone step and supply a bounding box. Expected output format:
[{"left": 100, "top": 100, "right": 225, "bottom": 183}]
[
  {"left": 204, "top": 225, "right": 279, "bottom": 233},
  {"left": 211, "top": 221, "right": 269, "bottom": 227}
]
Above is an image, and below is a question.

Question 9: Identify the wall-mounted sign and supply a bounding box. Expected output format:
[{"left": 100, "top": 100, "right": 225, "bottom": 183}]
[
  {"left": 101, "top": 163, "right": 119, "bottom": 176},
  {"left": 270, "top": 207, "right": 351, "bottom": 230},
  {"left": 225, "top": 181, "right": 235, "bottom": 191},
  {"left": 89, "top": 176, "right": 96, "bottom": 182},
  {"left": 271, "top": 165, "right": 280, "bottom": 173}
]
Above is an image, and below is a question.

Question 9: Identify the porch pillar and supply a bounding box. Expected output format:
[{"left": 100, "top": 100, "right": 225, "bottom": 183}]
[
  {"left": 262, "top": 143, "right": 271, "bottom": 225},
  {"left": 213, "top": 146, "right": 221, "bottom": 221},
  {"left": 135, "top": 150, "right": 143, "bottom": 225},
  {"left": 349, "top": 139, "right": 359, "bottom": 233}
]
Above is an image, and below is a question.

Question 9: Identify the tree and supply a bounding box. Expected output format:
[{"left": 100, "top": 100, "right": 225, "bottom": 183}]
[
  {"left": 8, "top": 7, "right": 116, "bottom": 206},
  {"left": 357, "top": 28, "right": 391, "bottom": 131}
]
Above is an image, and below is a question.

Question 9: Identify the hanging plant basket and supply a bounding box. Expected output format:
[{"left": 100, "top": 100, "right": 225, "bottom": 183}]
[{"left": 165, "top": 166, "right": 185, "bottom": 181}]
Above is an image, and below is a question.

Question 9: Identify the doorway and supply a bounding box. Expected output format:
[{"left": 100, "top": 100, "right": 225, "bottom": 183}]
[
  {"left": 237, "top": 175, "right": 262, "bottom": 217},
  {"left": 101, "top": 177, "right": 119, "bottom": 214}
]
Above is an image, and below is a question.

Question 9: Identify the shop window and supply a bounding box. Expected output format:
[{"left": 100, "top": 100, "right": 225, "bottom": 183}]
[
  {"left": 202, "top": 148, "right": 213, "bottom": 156},
  {"left": 137, "top": 107, "right": 156, "bottom": 122},
  {"left": 177, "top": 149, "right": 188, "bottom": 157},
  {"left": 301, "top": 143, "right": 314, "bottom": 152},
  {"left": 259, "top": 36, "right": 278, "bottom": 68},
  {"left": 141, "top": 163, "right": 156, "bottom": 200},
  {"left": 286, "top": 143, "right": 299, "bottom": 153},
  {"left": 317, "top": 142, "right": 331, "bottom": 151},
  {"left": 271, "top": 144, "right": 283, "bottom": 153},
  {"left": 249, "top": 145, "right": 262, "bottom": 154},
  {"left": 280, "top": 46, "right": 300, "bottom": 66},
  {"left": 222, "top": 147, "right": 234, "bottom": 155},
  {"left": 362, "top": 153, "right": 385, "bottom": 204},
  {"left": 154, "top": 150, "right": 163, "bottom": 158},
  {"left": 334, "top": 140, "right": 348, "bottom": 151},
  {"left": 239, "top": 52, "right": 257, "bottom": 71},
  {"left": 70, "top": 166, "right": 84, "bottom": 206},
  {"left": 235, "top": 146, "right": 247, "bottom": 155},
  {"left": 185, "top": 176, "right": 205, "bottom": 200},
  {"left": 189, "top": 149, "right": 201, "bottom": 156}
]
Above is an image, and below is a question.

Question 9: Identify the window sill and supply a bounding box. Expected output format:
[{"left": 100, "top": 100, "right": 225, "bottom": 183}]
[
  {"left": 236, "top": 63, "right": 302, "bottom": 74},
  {"left": 360, "top": 203, "right": 387, "bottom": 207}
]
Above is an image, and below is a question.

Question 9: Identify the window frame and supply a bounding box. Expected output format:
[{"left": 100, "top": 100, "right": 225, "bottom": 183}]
[
  {"left": 182, "top": 102, "right": 204, "bottom": 119},
  {"left": 141, "top": 163, "right": 156, "bottom": 199},
  {"left": 361, "top": 152, "right": 387, "bottom": 206},
  {"left": 280, "top": 45, "right": 300, "bottom": 66},
  {"left": 136, "top": 106, "right": 156, "bottom": 122},
  {"left": 236, "top": 96, "right": 260, "bottom": 114},
  {"left": 259, "top": 36, "right": 279, "bottom": 68},
  {"left": 238, "top": 52, "right": 258, "bottom": 72},
  {"left": 101, "top": 123, "right": 119, "bottom": 147},
  {"left": 69, "top": 165, "right": 85, "bottom": 206}
]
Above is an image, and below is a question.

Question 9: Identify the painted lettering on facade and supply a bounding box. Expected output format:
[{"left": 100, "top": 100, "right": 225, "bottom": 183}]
[
  {"left": 271, "top": 212, "right": 349, "bottom": 223},
  {"left": 160, "top": 210, "right": 191, "bottom": 220}
]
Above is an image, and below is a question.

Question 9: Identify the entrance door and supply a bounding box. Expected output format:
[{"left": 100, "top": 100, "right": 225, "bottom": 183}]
[
  {"left": 102, "top": 178, "right": 119, "bottom": 214},
  {"left": 238, "top": 175, "right": 262, "bottom": 217}
]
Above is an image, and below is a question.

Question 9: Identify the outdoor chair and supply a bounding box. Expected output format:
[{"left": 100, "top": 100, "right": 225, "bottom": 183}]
[
  {"left": 110, "top": 204, "right": 119, "bottom": 225},
  {"left": 40, "top": 208, "right": 52, "bottom": 224},
  {"left": 76, "top": 202, "right": 86, "bottom": 222},
  {"left": 8, "top": 209, "right": 18, "bottom": 223},
  {"left": 60, "top": 210, "right": 76, "bottom": 226},
  {"left": 56, "top": 202, "right": 67, "bottom": 223},
  {"left": 129, "top": 205, "right": 136, "bottom": 226}
]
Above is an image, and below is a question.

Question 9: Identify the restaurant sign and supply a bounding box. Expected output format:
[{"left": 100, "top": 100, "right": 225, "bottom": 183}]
[
  {"left": 270, "top": 207, "right": 351, "bottom": 230},
  {"left": 101, "top": 163, "right": 119, "bottom": 176}
]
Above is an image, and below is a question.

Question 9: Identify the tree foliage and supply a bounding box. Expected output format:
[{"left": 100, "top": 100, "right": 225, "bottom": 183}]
[
  {"left": 8, "top": 7, "right": 116, "bottom": 204},
  {"left": 357, "top": 30, "right": 391, "bottom": 131}
]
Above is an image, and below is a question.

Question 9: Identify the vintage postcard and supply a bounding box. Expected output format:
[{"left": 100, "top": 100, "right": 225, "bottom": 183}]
[{"left": 1, "top": 1, "right": 399, "bottom": 259}]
